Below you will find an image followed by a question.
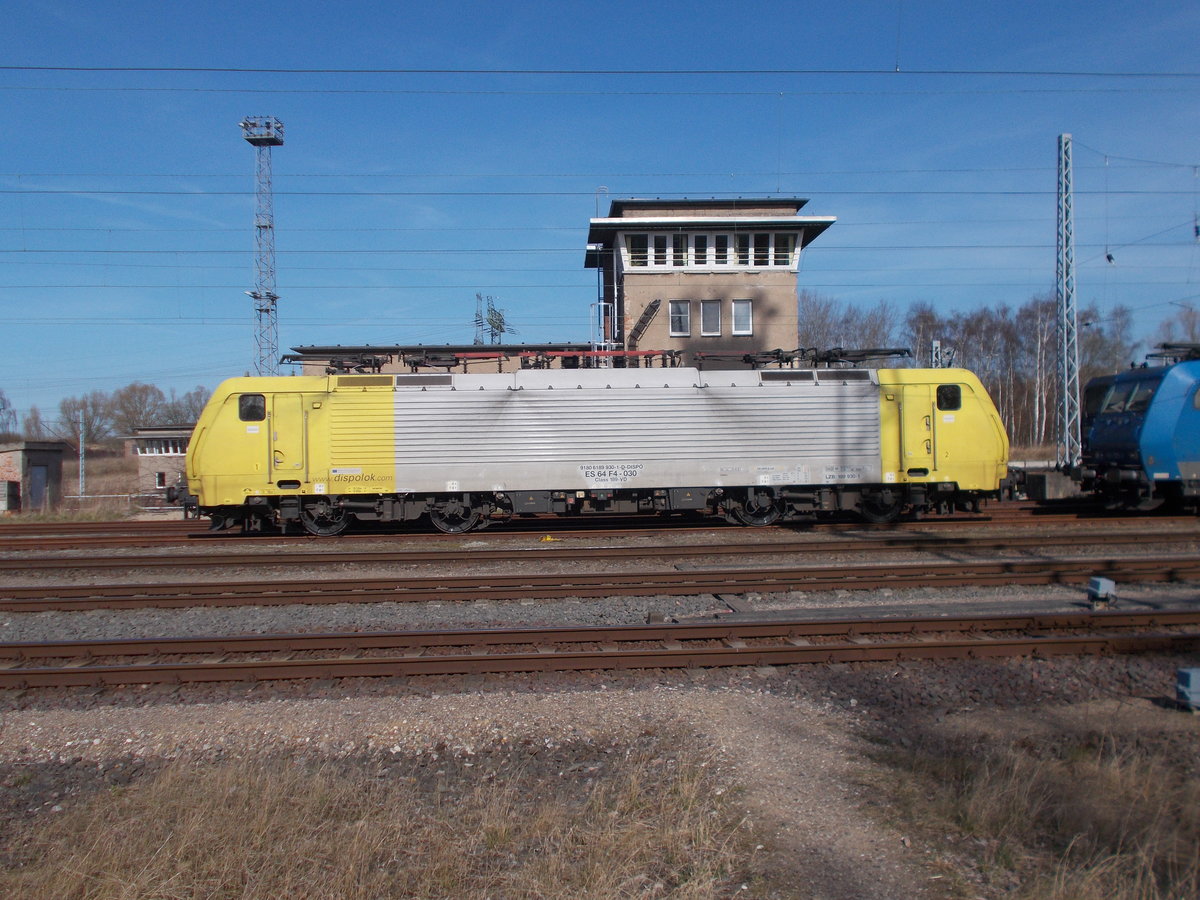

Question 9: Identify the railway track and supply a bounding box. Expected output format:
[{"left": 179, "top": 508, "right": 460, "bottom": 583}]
[
  {"left": 4, "top": 528, "right": 1199, "bottom": 572},
  {"left": 4, "top": 555, "right": 1200, "bottom": 611},
  {"left": 2, "top": 610, "right": 1196, "bottom": 688},
  {"left": 3, "top": 509, "right": 1196, "bottom": 552}
]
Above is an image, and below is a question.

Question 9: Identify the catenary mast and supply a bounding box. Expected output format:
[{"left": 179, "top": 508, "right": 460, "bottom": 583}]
[
  {"left": 1056, "top": 133, "right": 1081, "bottom": 468},
  {"left": 240, "top": 117, "right": 284, "bottom": 376}
]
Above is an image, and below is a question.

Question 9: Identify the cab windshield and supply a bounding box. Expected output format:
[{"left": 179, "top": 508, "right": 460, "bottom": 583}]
[{"left": 1100, "top": 377, "right": 1162, "bottom": 414}]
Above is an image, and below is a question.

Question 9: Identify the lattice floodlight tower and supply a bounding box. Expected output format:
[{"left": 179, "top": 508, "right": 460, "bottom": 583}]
[{"left": 240, "top": 116, "right": 284, "bottom": 376}]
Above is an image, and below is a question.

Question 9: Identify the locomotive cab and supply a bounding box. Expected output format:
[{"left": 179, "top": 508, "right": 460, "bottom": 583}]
[{"left": 1080, "top": 359, "right": 1200, "bottom": 510}]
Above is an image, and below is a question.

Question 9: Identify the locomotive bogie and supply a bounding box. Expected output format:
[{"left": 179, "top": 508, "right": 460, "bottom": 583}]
[{"left": 185, "top": 367, "right": 1009, "bottom": 534}]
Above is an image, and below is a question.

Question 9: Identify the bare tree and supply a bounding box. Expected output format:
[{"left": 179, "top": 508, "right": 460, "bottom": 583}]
[
  {"left": 797, "top": 291, "right": 898, "bottom": 357},
  {"left": 796, "top": 290, "right": 847, "bottom": 351},
  {"left": 1152, "top": 304, "right": 1200, "bottom": 346},
  {"left": 57, "top": 391, "right": 114, "bottom": 447},
  {"left": 901, "top": 302, "right": 949, "bottom": 367},
  {"left": 109, "top": 382, "right": 167, "bottom": 435},
  {"left": 162, "top": 386, "right": 211, "bottom": 424},
  {"left": 0, "top": 390, "right": 16, "bottom": 440},
  {"left": 850, "top": 300, "right": 899, "bottom": 350},
  {"left": 22, "top": 406, "right": 47, "bottom": 440},
  {"left": 1080, "top": 303, "right": 1138, "bottom": 380}
]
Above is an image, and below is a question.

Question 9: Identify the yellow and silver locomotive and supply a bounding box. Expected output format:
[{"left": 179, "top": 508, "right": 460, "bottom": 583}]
[{"left": 185, "top": 366, "right": 1009, "bottom": 534}]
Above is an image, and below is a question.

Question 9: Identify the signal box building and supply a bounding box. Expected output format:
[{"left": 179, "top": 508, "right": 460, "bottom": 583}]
[
  {"left": 126, "top": 425, "right": 193, "bottom": 499},
  {"left": 585, "top": 199, "right": 835, "bottom": 367},
  {"left": 288, "top": 197, "right": 834, "bottom": 375}
]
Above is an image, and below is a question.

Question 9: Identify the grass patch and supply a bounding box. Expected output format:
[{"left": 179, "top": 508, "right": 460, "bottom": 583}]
[
  {"left": 873, "top": 729, "right": 1200, "bottom": 899},
  {"left": 1, "top": 736, "right": 750, "bottom": 899}
]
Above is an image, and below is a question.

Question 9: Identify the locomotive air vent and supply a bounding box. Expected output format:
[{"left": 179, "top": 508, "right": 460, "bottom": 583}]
[
  {"left": 393, "top": 374, "right": 454, "bottom": 388},
  {"left": 760, "top": 370, "right": 815, "bottom": 383},
  {"left": 815, "top": 370, "right": 872, "bottom": 383},
  {"left": 336, "top": 375, "right": 395, "bottom": 388}
]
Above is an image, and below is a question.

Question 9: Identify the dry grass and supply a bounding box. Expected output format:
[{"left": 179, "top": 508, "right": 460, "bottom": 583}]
[
  {"left": 1, "top": 738, "right": 750, "bottom": 899},
  {"left": 19, "top": 451, "right": 140, "bottom": 520},
  {"left": 875, "top": 730, "right": 1200, "bottom": 899}
]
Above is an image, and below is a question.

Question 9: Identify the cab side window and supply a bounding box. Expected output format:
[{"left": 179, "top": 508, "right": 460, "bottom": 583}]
[
  {"left": 239, "top": 394, "right": 266, "bottom": 421},
  {"left": 936, "top": 385, "right": 961, "bottom": 411}
]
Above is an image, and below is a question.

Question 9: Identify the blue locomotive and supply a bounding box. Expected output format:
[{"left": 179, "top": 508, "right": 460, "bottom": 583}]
[{"left": 1079, "top": 344, "right": 1200, "bottom": 510}]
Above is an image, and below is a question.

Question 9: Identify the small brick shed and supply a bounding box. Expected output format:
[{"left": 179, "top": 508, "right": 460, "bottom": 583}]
[{"left": 0, "top": 441, "right": 68, "bottom": 512}]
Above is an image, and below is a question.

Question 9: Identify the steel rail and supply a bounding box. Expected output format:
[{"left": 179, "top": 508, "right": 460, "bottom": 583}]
[
  {"left": 3, "top": 555, "right": 1200, "bottom": 612},
  {"left": 1, "top": 610, "right": 1196, "bottom": 688},
  {"left": 4, "top": 528, "right": 1199, "bottom": 572},
  {"left": 3, "top": 506, "right": 1190, "bottom": 551}
]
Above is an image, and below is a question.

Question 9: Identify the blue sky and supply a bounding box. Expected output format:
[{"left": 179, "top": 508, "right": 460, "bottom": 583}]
[{"left": 1, "top": 0, "right": 1198, "bottom": 422}]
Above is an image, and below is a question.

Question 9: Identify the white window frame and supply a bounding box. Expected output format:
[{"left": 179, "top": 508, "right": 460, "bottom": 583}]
[
  {"left": 668, "top": 300, "right": 691, "bottom": 336},
  {"left": 700, "top": 299, "right": 721, "bottom": 336},
  {"left": 672, "top": 233, "right": 688, "bottom": 267},
  {"left": 620, "top": 231, "right": 799, "bottom": 271},
  {"left": 713, "top": 234, "right": 729, "bottom": 265},
  {"left": 732, "top": 299, "right": 753, "bottom": 335},
  {"left": 774, "top": 233, "right": 796, "bottom": 266}
]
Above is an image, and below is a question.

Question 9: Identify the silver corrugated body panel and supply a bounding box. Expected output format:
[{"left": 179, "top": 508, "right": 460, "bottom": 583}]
[{"left": 386, "top": 370, "right": 882, "bottom": 492}]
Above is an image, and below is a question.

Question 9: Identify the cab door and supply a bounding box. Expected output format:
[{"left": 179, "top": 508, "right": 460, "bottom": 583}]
[
  {"left": 270, "top": 393, "right": 307, "bottom": 482},
  {"left": 899, "top": 384, "right": 935, "bottom": 476}
]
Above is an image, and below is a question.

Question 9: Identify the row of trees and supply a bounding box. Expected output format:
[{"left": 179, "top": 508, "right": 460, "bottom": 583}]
[
  {"left": 795, "top": 290, "right": 1166, "bottom": 448},
  {"left": 1, "top": 383, "right": 210, "bottom": 447}
]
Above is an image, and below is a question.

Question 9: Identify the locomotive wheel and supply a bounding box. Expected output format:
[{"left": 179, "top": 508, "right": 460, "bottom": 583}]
[
  {"left": 299, "top": 498, "right": 350, "bottom": 536},
  {"left": 429, "top": 500, "right": 481, "bottom": 534},
  {"left": 731, "top": 491, "right": 782, "bottom": 526},
  {"left": 859, "top": 492, "right": 902, "bottom": 524}
]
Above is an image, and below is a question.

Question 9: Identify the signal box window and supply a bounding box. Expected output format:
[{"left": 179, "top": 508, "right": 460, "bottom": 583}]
[
  {"left": 774, "top": 233, "right": 796, "bottom": 265},
  {"left": 653, "top": 235, "right": 668, "bottom": 266},
  {"left": 700, "top": 299, "right": 721, "bottom": 336},
  {"left": 239, "top": 394, "right": 266, "bottom": 421},
  {"left": 668, "top": 300, "right": 691, "bottom": 336},
  {"left": 753, "top": 233, "right": 771, "bottom": 266},
  {"left": 936, "top": 385, "right": 962, "bottom": 411},
  {"left": 625, "top": 234, "right": 648, "bottom": 267},
  {"left": 672, "top": 234, "right": 688, "bottom": 266},
  {"left": 735, "top": 234, "right": 751, "bottom": 266}
]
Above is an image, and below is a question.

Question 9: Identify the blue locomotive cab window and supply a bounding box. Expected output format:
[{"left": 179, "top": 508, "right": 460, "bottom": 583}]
[
  {"left": 936, "top": 385, "right": 961, "bottom": 411},
  {"left": 1126, "top": 380, "right": 1158, "bottom": 413},
  {"left": 1101, "top": 383, "right": 1132, "bottom": 413},
  {"left": 1101, "top": 377, "right": 1161, "bottom": 414},
  {"left": 1194, "top": 385, "right": 1200, "bottom": 410},
  {"left": 239, "top": 394, "right": 266, "bottom": 422}
]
